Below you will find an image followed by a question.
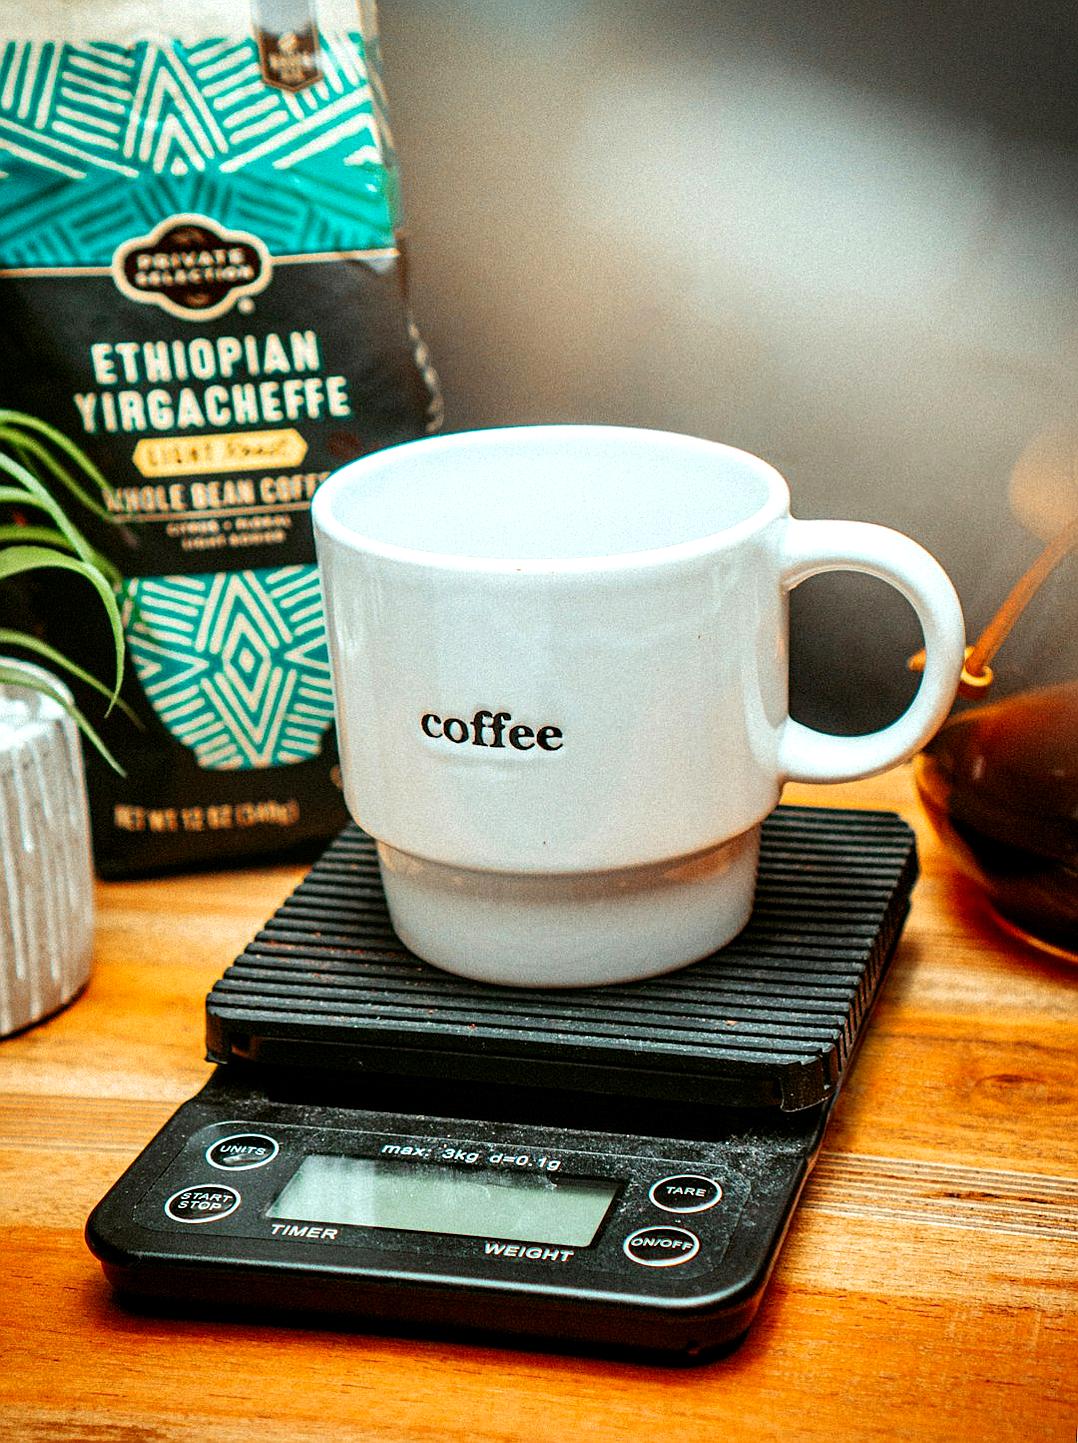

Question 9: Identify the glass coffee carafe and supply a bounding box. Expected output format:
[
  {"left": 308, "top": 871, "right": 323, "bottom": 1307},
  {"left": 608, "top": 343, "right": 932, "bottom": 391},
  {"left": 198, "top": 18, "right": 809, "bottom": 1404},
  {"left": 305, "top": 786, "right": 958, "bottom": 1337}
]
[{"left": 913, "top": 434, "right": 1077, "bottom": 960}]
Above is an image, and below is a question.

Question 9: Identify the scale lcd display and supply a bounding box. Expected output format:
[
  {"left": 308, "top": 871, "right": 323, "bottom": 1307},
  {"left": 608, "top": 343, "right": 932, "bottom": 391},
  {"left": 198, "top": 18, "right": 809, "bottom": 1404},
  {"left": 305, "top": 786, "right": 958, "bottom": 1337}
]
[{"left": 266, "top": 1155, "right": 619, "bottom": 1247}]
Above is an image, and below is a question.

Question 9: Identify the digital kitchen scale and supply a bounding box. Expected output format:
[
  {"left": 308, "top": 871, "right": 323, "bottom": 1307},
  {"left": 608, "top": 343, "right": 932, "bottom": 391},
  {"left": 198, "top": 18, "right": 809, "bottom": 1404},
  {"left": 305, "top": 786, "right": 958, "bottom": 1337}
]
[{"left": 87, "top": 805, "right": 917, "bottom": 1360}]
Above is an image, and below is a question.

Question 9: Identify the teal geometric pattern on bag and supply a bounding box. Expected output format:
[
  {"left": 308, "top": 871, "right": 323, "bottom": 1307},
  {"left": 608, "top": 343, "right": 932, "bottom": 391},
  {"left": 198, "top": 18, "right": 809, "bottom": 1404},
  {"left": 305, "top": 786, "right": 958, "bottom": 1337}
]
[
  {"left": 120, "top": 566, "right": 335, "bottom": 770},
  {"left": 0, "top": 35, "right": 397, "bottom": 266}
]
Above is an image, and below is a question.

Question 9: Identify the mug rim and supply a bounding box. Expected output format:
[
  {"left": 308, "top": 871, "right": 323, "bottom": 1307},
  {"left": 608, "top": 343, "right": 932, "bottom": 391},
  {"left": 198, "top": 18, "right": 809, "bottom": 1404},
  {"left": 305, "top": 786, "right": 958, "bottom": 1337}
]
[{"left": 312, "top": 424, "right": 791, "bottom": 574}]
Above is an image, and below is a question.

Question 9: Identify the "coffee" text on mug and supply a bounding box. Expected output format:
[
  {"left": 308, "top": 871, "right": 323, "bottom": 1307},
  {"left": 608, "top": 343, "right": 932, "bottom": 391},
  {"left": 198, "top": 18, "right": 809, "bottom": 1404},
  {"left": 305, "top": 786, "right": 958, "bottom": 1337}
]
[{"left": 420, "top": 709, "right": 563, "bottom": 752}]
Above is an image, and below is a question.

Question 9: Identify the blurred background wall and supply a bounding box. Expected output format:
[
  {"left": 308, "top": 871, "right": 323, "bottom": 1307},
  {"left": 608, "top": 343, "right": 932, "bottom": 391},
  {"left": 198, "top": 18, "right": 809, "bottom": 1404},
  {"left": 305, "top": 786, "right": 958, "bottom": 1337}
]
[{"left": 377, "top": 0, "right": 1078, "bottom": 734}]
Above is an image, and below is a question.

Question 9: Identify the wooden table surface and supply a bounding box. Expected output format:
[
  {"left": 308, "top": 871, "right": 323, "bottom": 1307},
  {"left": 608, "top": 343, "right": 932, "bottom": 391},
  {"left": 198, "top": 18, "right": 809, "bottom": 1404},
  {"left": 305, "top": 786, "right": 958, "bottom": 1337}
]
[{"left": 1, "top": 766, "right": 1075, "bottom": 1442}]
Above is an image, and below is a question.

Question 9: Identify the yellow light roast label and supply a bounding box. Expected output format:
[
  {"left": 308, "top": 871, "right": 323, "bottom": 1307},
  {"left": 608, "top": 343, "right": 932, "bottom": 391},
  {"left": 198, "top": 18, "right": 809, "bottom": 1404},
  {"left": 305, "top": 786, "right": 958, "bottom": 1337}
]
[{"left": 132, "top": 428, "right": 308, "bottom": 478}]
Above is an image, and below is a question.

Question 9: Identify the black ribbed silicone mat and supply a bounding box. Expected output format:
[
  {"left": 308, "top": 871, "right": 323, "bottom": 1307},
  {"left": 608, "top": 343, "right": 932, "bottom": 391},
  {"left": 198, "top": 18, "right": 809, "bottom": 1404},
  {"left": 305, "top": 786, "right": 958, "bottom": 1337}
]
[{"left": 206, "top": 806, "right": 917, "bottom": 1111}]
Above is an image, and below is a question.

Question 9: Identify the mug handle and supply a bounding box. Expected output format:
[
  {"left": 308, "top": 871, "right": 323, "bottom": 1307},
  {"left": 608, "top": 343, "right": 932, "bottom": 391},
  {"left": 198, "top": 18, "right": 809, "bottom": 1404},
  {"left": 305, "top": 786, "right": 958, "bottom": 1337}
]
[{"left": 779, "top": 519, "right": 966, "bottom": 784}]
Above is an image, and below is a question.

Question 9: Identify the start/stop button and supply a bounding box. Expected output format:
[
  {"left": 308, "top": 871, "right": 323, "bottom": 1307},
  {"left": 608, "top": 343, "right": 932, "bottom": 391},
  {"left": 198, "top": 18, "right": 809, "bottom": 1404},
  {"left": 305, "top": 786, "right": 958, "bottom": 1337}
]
[{"left": 164, "top": 1184, "right": 241, "bottom": 1224}]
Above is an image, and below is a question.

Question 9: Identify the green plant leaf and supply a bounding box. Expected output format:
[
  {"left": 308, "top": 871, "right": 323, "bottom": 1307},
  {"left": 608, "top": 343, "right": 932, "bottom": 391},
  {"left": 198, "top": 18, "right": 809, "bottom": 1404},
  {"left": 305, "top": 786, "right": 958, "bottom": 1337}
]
[
  {"left": 0, "top": 411, "right": 114, "bottom": 502},
  {"left": 0, "top": 460, "right": 100, "bottom": 569},
  {"left": 0, "top": 482, "right": 60, "bottom": 515},
  {"left": 0, "top": 524, "right": 73, "bottom": 547},
  {"left": 0, "top": 414, "right": 128, "bottom": 733},
  {"left": 0, "top": 661, "right": 124, "bottom": 773},
  {"left": 0, "top": 628, "right": 141, "bottom": 727},
  {"left": 0, "top": 426, "right": 114, "bottom": 521},
  {"left": 0, "top": 546, "right": 124, "bottom": 703},
  {"left": 0, "top": 521, "right": 120, "bottom": 585}
]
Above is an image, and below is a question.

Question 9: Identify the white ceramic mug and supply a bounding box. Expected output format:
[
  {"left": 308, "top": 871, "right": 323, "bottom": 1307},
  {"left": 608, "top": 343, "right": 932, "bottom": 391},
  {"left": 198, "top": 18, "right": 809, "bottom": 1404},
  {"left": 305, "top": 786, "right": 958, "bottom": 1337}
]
[{"left": 313, "top": 425, "right": 964, "bottom": 987}]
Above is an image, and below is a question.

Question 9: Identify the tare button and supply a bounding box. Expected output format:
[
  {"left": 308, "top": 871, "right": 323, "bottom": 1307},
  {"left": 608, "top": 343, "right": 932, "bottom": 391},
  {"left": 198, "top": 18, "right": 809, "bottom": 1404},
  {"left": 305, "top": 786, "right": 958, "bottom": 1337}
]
[
  {"left": 165, "top": 1184, "right": 241, "bottom": 1224},
  {"left": 649, "top": 1174, "right": 723, "bottom": 1213},
  {"left": 623, "top": 1225, "right": 700, "bottom": 1267},
  {"left": 206, "top": 1133, "right": 279, "bottom": 1171}
]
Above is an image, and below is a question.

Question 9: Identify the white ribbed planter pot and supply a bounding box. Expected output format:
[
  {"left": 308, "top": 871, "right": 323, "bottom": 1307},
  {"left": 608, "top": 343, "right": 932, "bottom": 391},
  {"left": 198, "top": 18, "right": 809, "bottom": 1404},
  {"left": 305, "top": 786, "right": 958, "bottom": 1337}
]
[{"left": 0, "top": 663, "right": 94, "bottom": 1037}]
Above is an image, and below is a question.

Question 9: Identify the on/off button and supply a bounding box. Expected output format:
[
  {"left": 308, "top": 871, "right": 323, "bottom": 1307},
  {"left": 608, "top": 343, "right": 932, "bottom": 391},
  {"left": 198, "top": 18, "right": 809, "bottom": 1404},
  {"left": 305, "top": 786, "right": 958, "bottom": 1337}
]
[{"left": 623, "top": 1225, "right": 700, "bottom": 1268}]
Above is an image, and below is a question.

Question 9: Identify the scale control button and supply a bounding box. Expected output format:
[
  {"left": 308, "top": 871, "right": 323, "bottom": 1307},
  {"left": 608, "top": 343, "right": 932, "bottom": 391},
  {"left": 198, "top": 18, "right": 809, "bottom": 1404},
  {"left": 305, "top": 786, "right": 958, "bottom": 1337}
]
[
  {"left": 206, "top": 1132, "right": 279, "bottom": 1171},
  {"left": 164, "top": 1184, "right": 241, "bottom": 1224},
  {"left": 649, "top": 1174, "right": 723, "bottom": 1213},
  {"left": 623, "top": 1225, "right": 700, "bottom": 1268}
]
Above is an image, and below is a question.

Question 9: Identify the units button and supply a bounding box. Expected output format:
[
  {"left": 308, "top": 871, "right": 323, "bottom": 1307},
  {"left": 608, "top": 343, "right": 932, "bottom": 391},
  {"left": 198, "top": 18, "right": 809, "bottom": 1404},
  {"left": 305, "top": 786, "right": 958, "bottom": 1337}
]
[
  {"left": 649, "top": 1174, "right": 723, "bottom": 1213},
  {"left": 206, "top": 1133, "right": 279, "bottom": 1170},
  {"left": 165, "top": 1184, "right": 241, "bottom": 1224},
  {"left": 623, "top": 1225, "right": 700, "bottom": 1268}
]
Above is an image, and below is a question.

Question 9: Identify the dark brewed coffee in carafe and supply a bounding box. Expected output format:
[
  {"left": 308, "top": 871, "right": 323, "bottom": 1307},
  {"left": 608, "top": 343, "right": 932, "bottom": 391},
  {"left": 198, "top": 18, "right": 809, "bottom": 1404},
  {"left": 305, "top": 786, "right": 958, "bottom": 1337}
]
[
  {"left": 916, "top": 684, "right": 1078, "bottom": 956},
  {"left": 913, "top": 509, "right": 1076, "bottom": 959}
]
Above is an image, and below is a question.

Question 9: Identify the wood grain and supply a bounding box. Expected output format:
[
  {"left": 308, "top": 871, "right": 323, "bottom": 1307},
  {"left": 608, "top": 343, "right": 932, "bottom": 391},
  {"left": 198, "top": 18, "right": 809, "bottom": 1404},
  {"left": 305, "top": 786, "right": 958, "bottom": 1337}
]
[{"left": 1, "top": 767, "right": 1075, "bottom": 1443}]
